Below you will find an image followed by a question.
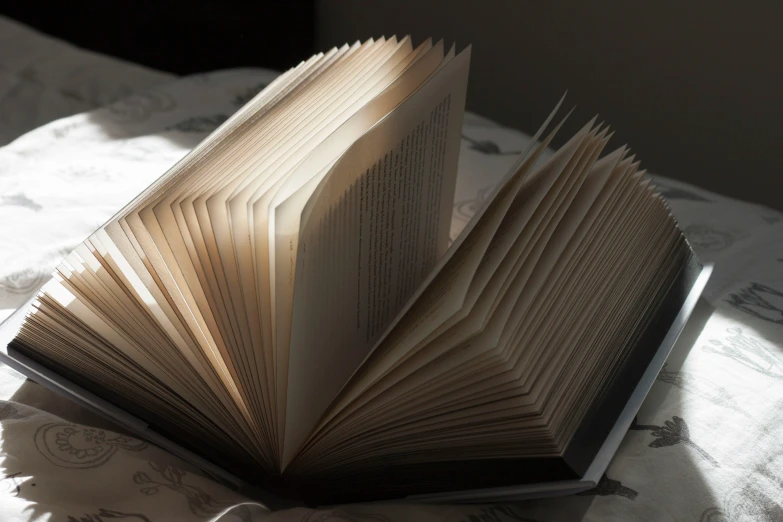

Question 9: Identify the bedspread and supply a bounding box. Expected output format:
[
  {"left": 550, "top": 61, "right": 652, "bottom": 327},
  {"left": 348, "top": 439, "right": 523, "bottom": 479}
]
[{"left": 1, "top": 16, "right": 782, "bottom": 522}]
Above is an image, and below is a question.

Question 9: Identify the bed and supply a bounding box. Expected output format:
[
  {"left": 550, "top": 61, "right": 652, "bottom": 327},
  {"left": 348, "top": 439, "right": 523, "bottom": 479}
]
[{"left": 1, "top": 16, "right": 782, "bottom": 522}]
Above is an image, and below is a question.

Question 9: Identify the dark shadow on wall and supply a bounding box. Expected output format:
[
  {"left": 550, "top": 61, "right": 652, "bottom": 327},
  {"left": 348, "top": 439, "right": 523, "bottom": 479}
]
[
  {"left": 2, "top": 2, "right": 316, "bottom": 75},
  {"left": 316, "top": 0, "right": 783, "bottom": 212}
]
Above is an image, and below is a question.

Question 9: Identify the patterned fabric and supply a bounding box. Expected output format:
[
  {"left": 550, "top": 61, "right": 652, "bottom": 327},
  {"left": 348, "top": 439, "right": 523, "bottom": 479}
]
[
  {"left": 0, "top": 17, "right": 174, "bottom": 147},
  {"left": 1, "top": 15, "right": 782, "bottom": 522}
]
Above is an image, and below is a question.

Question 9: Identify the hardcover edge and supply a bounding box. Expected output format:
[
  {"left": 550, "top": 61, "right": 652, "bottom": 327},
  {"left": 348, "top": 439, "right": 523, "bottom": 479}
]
[
  {"left": 0, "top": 264, "right": 713, "bottom": 507},
  {"left": 402, "top": 263, "right": 713, "bottom": 503}
]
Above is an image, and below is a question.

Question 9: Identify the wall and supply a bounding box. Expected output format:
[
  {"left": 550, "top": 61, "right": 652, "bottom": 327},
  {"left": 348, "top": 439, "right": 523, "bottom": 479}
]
[
  {"left": 4, "top": 2, "right": 315, "bottom": 74},
  {"left": 317, "top": 0, "right": 783, "bottom": 210}
]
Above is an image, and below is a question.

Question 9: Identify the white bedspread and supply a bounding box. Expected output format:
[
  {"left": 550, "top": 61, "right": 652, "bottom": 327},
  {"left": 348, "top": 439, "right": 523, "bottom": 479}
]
[{"left": 1, "top": 16, "right": 782, "bottom": 522}]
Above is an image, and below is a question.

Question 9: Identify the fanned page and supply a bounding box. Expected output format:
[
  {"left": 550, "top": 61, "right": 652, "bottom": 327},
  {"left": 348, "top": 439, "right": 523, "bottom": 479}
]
[
  {"left": 282, "top": 46, "right": 469, "bottom": 464},
  {"left": 9, "top": 37, "right": 700, "bottom": 505},
  {"left": 282, "top": 111, "right": 699, "bottom": 502}
]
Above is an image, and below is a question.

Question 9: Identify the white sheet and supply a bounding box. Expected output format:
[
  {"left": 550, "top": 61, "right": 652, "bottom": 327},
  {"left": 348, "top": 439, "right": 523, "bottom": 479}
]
[
  {"left": 0, "top": 16, "right": 174, "bottom": 148},
  {"left": 1, "top": 15, "right": 782, "bottom": 522}
]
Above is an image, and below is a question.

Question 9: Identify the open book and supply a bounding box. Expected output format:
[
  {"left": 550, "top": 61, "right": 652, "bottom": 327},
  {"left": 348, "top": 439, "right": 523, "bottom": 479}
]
[{"left": 2, "top": 37, "right": 707, "bottom": 505}]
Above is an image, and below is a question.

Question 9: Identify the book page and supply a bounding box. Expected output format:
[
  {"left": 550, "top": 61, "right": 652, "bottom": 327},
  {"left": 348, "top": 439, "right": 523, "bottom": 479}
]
[
  {"left": 263, "top": 41, "right": 446, "bottom": 449},
  {"left": 202, "top": 38, "right": 405, "bottom": 442},
  {"left": 353, "top": 143, "right": 623, "bottom": 436},
  {"left": 304, "top": 120, "right": 593, "bottom": 446},
  {"left": 335, "top": 94, "right": 567, "bottom": 395},
  {"left": 318, "top": 121, "right": 565, "bottom": 424},
  {"left": 130, "top": 41, "right": 374, "bottom": 452},
  {"left": 281, "top": 48, "right": 471, "bottom": 465}
]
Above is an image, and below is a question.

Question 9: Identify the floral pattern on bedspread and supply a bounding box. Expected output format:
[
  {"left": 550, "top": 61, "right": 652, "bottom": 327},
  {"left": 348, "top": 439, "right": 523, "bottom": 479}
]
[
  {"left": 0, "top": 17, "right": 175, "bottom": 148},
  {"left": 1, "top": 15, "right": 782, "bottom": 522}
]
